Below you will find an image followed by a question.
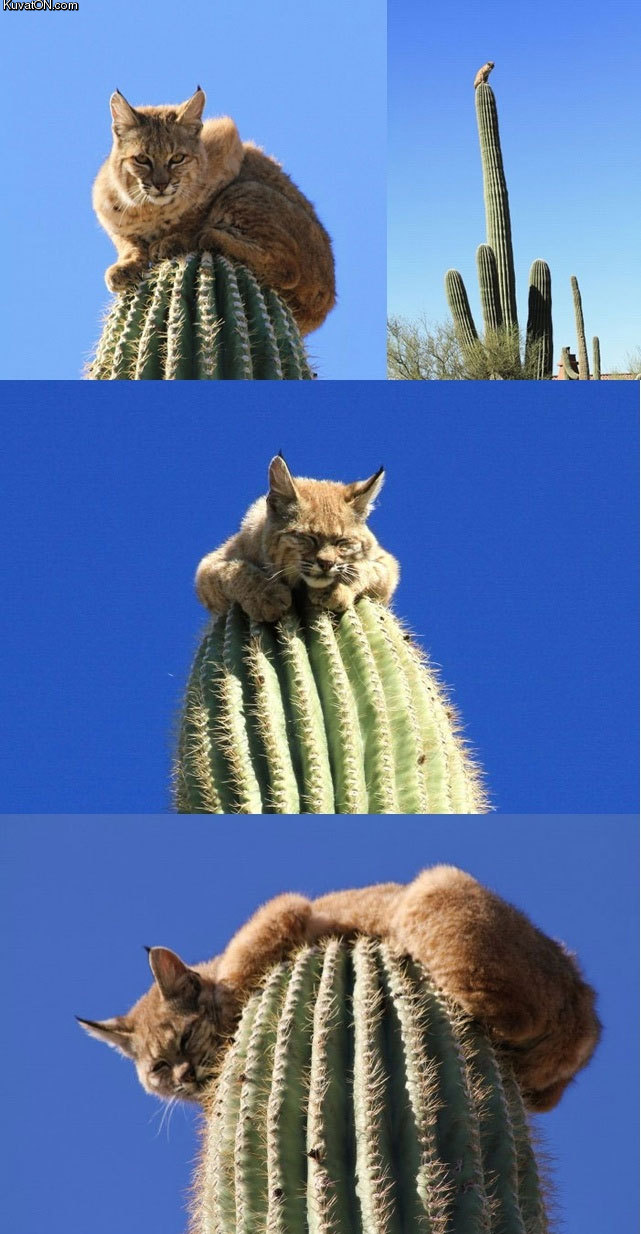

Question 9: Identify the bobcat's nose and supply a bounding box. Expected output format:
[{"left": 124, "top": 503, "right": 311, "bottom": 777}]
[
  {"left": 153, "top": 178, "right": 170, "bottom": 193},
  {"left": 174, "top": 1062, "right": 195, "bottom": 1085},
  {"left": 316, "top": 555, "right": 335, "bottom": 574}
]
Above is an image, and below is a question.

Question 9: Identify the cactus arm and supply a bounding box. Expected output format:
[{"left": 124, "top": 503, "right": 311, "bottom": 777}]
[
  {"left": 477, "top": 243, "right": 503, "bottom": 333},
  {"left": 525, "top": 260, "right": 553, "bottom": 380},
  {"left": 465, "top": 1024, "right": 528, "bottom": 1234},
  {"left": 90, "top": 288, "right": 135, "bottom": 378},
  {"left": 475, "top": 83, "right": 518, "bottom": 329},
  {"left": 445, "top": 269, "right": 480, "bottom": 351},
  {"left": 570, "top": 275, "right": 590, "bottom": 379},
  {"left": 592, "top": 336, "right": 601, "bottom": 380},
  {"left": 560, "top": 346, "right": 580, "bottom": 380}
]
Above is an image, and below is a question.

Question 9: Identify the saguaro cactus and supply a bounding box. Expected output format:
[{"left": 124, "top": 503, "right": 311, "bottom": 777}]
[
  {"left": 87, "top": 252, "right": 313, "bottom": 380},
  {"left": 192, "top": 938, "right": 549, "bottom": 1234},
  {"left": 445, "top": 82, "right": 553, "bottom": 379},
  {"left": 175, "top": 597, "right": 486, "bottom": 815}
]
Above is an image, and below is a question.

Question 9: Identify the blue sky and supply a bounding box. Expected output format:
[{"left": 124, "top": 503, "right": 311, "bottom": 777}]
[
  {"left": 0, "top": 379, "right": 637, "bottom": 814},
  {"left": 0, "top": 0, "right": 386, "bottom": 380},
  {"left": 389, "top": 0, "right": 641, "bottom": 371},
  {"left": 1, "top": 813, "right": 637, "bottom": 1234}
]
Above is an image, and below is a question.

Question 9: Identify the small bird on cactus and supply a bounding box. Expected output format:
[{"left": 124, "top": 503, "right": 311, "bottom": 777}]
[{"left": 474, "top": 61, "right": 495, "bottom": 88}]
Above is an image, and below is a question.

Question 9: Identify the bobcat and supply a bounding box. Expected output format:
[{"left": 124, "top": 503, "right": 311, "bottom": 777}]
[
  {"left": 93, "top": 88, "right": 336, "bottom": 334},
  {"left": 78, "top": 865, "right": 599, "bottom": 1113},
  {"left": 195, "top": 455, "right": 400, "bottom": 623}
]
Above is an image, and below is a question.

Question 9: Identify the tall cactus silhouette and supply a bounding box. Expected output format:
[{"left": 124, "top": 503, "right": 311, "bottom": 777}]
[
  {"left": 445, "top": 81, "right": 553, "bottom": 379},
  {"left": 191, "top": 938, "right": 549, "bottom": 1234},
  {"left": 88, "top": 252, "right": 313, "bottom": 380},
  {"left": 175, "top": 597, "right": 487, "bottom": 815}
]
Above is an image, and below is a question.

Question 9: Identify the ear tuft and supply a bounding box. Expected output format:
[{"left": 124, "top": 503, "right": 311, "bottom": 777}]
[
  {"left": 345, "top": 466, "right": 385, "bottom": 518},
  {"left": 76, "top": 1015, "right": 136, "bottom": 1057}
]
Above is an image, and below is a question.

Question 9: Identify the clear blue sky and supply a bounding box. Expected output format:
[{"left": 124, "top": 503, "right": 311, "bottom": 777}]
[
  {"left": 0, "top": 0, "right": 386, "bottom": 380},
  {"left": 0, "top": 379, "right": 637, "bottom": 813},
  {"left": 389, "top": 0, "right": 641, "bottom": 371},
  {"left": 1, "top": 813, "right": 637, "bottom": 1234}
]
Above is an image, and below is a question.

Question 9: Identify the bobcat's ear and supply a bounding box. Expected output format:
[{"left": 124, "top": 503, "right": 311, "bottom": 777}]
[
  {"left": 110, "top": 90, "right": 142, "bottom": 136},
  {"left": 267, "top": 454, "right": 299, "bottom": 517},
  {"left": 177, "top": 87, "right": 206, "bottom": 130},
  {"left": 345, "top": 467, "right": 385, "bottom": 518},
  {"left": 76, "top": 1015, "right": 136, "bottom": 1058},
  {"left": 148, "top": 946, "right": 202, "bottom": 1007}
]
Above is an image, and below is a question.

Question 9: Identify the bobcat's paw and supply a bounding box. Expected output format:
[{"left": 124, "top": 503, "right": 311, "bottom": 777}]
[
  {"left": 311, "top": 582, "right": 355, "bottom": 613},
  {"left": 105, "top": 261, "right": 147, "bottom": 292},
  {"left": 245, "top": 581, "right": 292, "bottom": 624},
  {"left": 151, "top": 237, "right": 189, "bottom": 262}
]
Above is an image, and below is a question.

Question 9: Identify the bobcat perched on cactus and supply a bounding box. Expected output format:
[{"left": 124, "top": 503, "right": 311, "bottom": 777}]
[
  {"left": 195, "top": 455, "right": 400, "bottom": 624},
  {"left": 93, "top": 87, "right": 336, "bottom": 335},
  {"left": 78, "top": 865, "right": 599, "bottom": 1113}
]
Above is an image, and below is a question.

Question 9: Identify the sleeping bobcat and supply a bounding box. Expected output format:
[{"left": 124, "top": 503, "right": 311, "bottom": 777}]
[
  {"left": 195, "top": 455, "right": 400, "bottom": 623},
  {"left": 78, "top": 865, "right": 600, "bottom": 1113}
]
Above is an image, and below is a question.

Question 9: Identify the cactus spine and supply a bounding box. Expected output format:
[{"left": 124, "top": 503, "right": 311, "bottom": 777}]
[
  {"left": 445, "top": 82, "right": 553, "bottom": 379},
  {"left": 88, "top": 252, "right": 313, "bottom": 380},
  {"left": 192, "top": 939, "right": 549, "bottom": 1234},
  {"left": 175, "top": 597, "right": 487, "bottom": 815}
]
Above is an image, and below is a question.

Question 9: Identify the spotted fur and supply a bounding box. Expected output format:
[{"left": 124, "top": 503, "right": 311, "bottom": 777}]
[{"left": 93, "top": 88, "right": 335, "bottom": 335}]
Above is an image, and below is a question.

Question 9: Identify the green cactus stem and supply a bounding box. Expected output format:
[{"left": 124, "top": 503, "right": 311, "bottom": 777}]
[
  {"left": 175, "top": 596, "right": 487, "bottom": 815},
  {"left": 477, "top": 243, "right": 503, "bottom": 334},
  {"left": 525, "top": 260, "right": 553, "bottom": 379},
  {"left": 87, "top": 252, "right": 313, "bottom": 380},
  {"left": 445, "top": 268, "right": 480, "bottom": 351},
  {"left": 570, "top": 275, "right": 590, "bottom": 380},
  {"left": 592, "top": 336, "right": 601, "bottom": 380},
  {"left": 475, "top": 83, "right": 518, "bottom": 330},
  {"left": 191, "top": 938, "right": 549, "bottom": 1234}
]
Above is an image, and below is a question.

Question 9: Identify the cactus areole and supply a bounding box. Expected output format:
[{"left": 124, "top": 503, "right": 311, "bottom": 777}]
[
  {"left": 175, "top": 597, "right": 487, "bottom": 815},
  {"left": 192, "top": 939, "right": 549, "bottom": 1234},
  {"left": 88, "top": 252, "right": 313, "bottom": 380}
]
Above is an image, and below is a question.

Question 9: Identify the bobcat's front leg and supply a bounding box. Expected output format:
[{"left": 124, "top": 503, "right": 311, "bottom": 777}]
[
  {"left": 105, "top": 238, "right": 150, "bottom": 292},
  {"left": 391, "top": 866, "right": 600, "bottom": 1110},
  {"left": 355, "top": 551, "right": 400, "bottom": 605},
  {"left": 217, "top": 894, "right": 314, "bottom": 992},
  {"left": 196, "top": 553, "right": 292, "bottom": 623}
]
